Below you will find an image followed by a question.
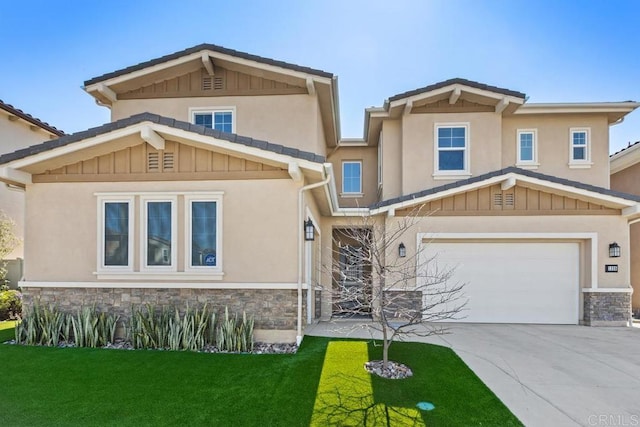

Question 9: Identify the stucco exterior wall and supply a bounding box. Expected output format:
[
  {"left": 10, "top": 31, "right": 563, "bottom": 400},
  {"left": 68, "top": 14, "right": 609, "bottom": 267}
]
[
  {"left": 380, "top": 120, "right": 402, "bottom": 201},
  {"left": 502, "top": 114, "right": 610, "bottom": 188},
  {"left": 328, "top": 145, "right": 378, "bottom": 208},
  {"left": 24, "top": 179, "right": 299, "bottom": 283},
  {"left": 611, "top": 162, "right": 640, "bottom": 310},
  {"left": 0, "top": 111, "right": 55, "bottom": 260},
  {"left": 399, "top": 112, "right": 502, "bottom": 196},
  {"left": 111, "top": 95, "right": 325, "bottom": 156}
]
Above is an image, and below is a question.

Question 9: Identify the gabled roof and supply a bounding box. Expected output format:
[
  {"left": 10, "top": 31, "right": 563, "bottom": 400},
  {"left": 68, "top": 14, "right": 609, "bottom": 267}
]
[
  {"left": 610, "top": 140, "right": 640, "bottom": 174},
  {"left": 370, "top": 166, "right": 640, "bottom": 211},
  {"left": 387, "top": 78, "right": 526, "bottom": 103},
  {"left": 84, "top": 43, "right": 333, "bottom": 87},
  {"left": 0, "top": 100, "right": 65, "bottom": 136},
  {"left": 0, "top": 112, "right": 325, "bottom": 166}
]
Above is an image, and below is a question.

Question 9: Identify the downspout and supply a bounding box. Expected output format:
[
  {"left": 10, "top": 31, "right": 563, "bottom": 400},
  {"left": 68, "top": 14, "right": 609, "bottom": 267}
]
[{"left": 297, "top": 172, "right": 331, "bottom": 345}]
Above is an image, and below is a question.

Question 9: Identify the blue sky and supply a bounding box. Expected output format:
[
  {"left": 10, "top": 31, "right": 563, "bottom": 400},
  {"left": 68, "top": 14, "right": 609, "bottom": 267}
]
[{"left": 1, "top": 0, "right": 639, "bottom": 153}]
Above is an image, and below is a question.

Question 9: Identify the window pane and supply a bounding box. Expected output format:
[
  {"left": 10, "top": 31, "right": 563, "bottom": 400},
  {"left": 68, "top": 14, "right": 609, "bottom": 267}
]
[
  {"left": 214, "top": 112, "right": 233, "bottom": 133},
  {"left": 573, "top": 146, "right": 586, "bottom": 161},
  {"left": 104, "top": 202, "right": 128, "bottom": 266},
  {"left": 573, "top": 132, "right": 586, "bottom": 146},
  {"left": 439, "top": 150, "right": 464, "bottom": 170},
  {"left": 520, "top": 146, "right": 533, "bottom": 161},
  {"left": 147, "top": 202, "right": 172, "bottom": 266},
  {"left": 438, "top": 127, "right": 465, "bottom": 148},
  {"left": 191, "top": 202, "right": 217, "bottom": 267},
  {"left": 343, "top": 162, "right": 361, "bottom": 193},
  {"left": 194, "top": 113, "right": 213, "bottom": 128}
]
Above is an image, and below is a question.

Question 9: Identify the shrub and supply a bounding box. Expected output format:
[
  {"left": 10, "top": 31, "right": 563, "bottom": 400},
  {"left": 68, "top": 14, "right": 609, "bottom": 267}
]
[{"left": 0, "top": 290, "right": 22, "bottom": 320}]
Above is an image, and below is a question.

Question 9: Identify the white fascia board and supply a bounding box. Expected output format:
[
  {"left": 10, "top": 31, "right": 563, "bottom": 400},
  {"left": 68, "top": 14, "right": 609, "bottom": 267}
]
[
  {"left": 371, "top": 172, "right": 637, "bottom": 214},
  {"left": 85, "top": 49, "right": 332, "bottom": 92},
  {"left": 622, "top": 204, "right": 640, "bottom": 217},
  {"left": 515, "top": 102, "right": 640, "bottom": 115},
  {"left": 610, "top": 144, "right": 640, "bottom": 174},
  {"left": 5, "top": 125, "right": 144, "bottom": 169}
]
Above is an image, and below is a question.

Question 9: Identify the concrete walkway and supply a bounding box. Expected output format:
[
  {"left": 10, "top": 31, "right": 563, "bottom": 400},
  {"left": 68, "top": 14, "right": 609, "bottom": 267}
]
[{"left": 305, "top": 321, "right": 640, "bottom": 427}]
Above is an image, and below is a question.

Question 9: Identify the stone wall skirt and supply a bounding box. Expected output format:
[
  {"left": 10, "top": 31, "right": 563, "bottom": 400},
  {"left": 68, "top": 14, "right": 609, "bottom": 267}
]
[
  {"left": 22, "top": 287, "right": 307, "bottom": 341},
  {"left": 583, "top": 291, "right": 632, "bottom": 326}
]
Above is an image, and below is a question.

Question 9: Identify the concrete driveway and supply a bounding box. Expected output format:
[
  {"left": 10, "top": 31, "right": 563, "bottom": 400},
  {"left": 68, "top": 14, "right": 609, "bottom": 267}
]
[{"left": 305, "top": 322, "right": 640, "bottom": 426}]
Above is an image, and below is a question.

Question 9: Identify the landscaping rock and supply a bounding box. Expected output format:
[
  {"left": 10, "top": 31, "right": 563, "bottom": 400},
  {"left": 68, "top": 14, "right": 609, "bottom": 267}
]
[{"left": 364, "top": 360, "right": 413, "bottom": 379}]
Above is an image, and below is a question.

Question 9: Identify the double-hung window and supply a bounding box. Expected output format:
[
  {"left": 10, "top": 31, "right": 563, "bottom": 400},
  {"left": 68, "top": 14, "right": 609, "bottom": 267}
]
[
  {"left": 185, "top": 194, "right": 222, "bottom": 273},
  {"left": 516, "top": 129, "right": 538, "bottom": 168},
  {"left": 342, "top": 161, "right": 362, "bottom": 196},
  {"left": 99, "top": 197, "right": 134, "bottom": 271},
  {"left": 569, "top": 128, "right": 591, "bottom": 167},
  {"left": 142, "top": 196, "right": 177, "bottom": 271},
  {"left": 191, "top": 108, "right": 235, "bottom": 133},
  {"left": 434, "top": 124, "right": 470, "bottom": 177}
]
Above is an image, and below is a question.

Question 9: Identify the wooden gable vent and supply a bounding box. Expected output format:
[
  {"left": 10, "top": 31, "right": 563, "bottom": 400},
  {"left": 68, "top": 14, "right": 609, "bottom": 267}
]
[
  {"left": 202, "top": 76, "right": 224, "bottom": 91},
  {"left": 148, "top": 152, "right": 160, "bottom": 172},
  {"left": 493, "top": 193, "right": 515, "bottom": 207},
  {"left": 163, "top": 152, "right": 174, "bottom": 170}
]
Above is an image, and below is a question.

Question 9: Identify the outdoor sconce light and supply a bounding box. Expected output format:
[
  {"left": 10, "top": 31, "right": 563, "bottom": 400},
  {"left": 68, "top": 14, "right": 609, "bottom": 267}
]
[
  {"left": 304, "top": 218, "right": 315, "bottom": 241},
  {"left": 398, "top": 242, "right": 406, "bottom": 258},
  {"left": 609, "top": 242, "right": 621, "bottom": 258}
]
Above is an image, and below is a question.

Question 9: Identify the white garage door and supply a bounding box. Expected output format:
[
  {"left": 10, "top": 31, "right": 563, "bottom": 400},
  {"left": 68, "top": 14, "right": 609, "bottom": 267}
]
[{"left": 422, "top": 242, "right": 579, "bottom": 324}]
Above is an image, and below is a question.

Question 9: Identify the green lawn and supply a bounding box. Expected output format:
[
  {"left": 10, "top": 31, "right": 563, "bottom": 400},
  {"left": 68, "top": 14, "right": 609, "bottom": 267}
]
[{"left": 0, "top": 329, "right": 520, "bottom": 426}]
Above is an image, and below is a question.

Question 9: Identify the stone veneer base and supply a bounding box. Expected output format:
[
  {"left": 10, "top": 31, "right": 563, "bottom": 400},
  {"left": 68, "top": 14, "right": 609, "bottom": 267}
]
[
  {"left": 22, "top": 287, "right": 309, "bottom": 342},
  {"left": 583, "top": 291, "right": 632, "bottom": 326}
]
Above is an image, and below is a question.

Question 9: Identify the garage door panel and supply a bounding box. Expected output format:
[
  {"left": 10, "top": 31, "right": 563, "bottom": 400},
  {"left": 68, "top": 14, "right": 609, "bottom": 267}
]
[{"left": 421, "top": 242, "right": 579, "bottom": 324}]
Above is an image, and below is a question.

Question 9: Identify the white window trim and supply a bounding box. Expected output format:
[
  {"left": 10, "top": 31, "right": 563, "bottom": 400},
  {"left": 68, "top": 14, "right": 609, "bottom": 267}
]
[
  {"left": 433, "top": 122, "right": 471, "bottom": 179},
  {"left": 569, "top": 127, "right": 593, "bottom": 168},
  {"left": 97, "top": 196, "right": 135, "bottom": 273},
  {"left": 341, "top": 160, "right": 363, "bottom": 196},
  {"left": 189, "top": 106, "right": 237, "bottom": 133},
  {"left": 516, "top": 129, "right": 540, "bottom": 169},
  {"left": 184, "top": 194, "right": 223, "bottom": 275},
  {"left": 141, "top": 195, "right": 178, "bottom": 272}
]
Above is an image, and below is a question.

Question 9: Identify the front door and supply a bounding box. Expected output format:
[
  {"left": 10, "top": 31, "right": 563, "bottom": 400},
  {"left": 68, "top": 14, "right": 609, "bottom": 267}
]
[{"left": 334, "top": 244, "right": 370, "bottom": 315}]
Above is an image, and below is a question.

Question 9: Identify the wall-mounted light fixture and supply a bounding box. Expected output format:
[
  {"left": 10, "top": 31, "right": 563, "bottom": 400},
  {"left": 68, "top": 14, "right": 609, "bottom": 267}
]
[
  {"left": 609, "top": 242, "right": 621, "bottom": 258},
  {"left": 398, "top": 242, "right": 406, "bottom": 258},
  {"left": 304, "top": 218, "right": 315, "bottom": 241}
]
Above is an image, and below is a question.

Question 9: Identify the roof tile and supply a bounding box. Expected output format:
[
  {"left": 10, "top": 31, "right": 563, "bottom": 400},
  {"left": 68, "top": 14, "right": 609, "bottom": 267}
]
[
  {"left": 387, "top": 78, "right": 526, "bottom": 103},
  {"left": 0, "top": 100, "right": 65, "bottom": 136}
]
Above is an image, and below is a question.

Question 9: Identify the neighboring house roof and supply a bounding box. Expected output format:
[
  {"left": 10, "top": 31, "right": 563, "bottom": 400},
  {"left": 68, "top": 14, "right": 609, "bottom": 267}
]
[
  {"left": 84, "top": 43, "right": 333, "bottom": 87},
  {"left": 610, "top": 140, "right": 640, "bottom": 174},
  {"left": 0, "top": 100, "right": 65, "bottom": 136},
  {"left": 387, "top": 78, "right": 527, "bottom": 103},
  {"left": 0, "top": 112, "right": 326, "bottom": 166},
  {"left": 370, "top": 166, "right": 640, "bottom": 210}
]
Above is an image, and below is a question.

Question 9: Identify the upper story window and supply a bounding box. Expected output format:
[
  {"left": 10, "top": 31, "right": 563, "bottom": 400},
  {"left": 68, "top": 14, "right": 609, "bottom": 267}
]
[
  {"left": 434, "top": 123, "right": 470, "bottom": 178},
  {"left": 190, "top": 107, "right": 235, "bottom": 133},
  {"left": 569, "top": 127, "right": 592, "bottom": 168},
  {"left": 342, "top": 161, "right": 362, "bottom": 196},
  {"left": 516, "top": 129, "right": 538, "bottom": 169}
]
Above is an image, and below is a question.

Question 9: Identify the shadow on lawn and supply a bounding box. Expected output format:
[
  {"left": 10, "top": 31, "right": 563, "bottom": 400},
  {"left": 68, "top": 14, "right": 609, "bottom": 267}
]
[{"left": 310, "top": 341, "right": 426, "bottom": 426}]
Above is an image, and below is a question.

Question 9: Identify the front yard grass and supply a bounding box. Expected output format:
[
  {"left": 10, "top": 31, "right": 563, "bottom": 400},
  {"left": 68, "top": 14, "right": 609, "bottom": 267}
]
[{"left": 0, "top": 333, "right": 520, "bottom": 426}]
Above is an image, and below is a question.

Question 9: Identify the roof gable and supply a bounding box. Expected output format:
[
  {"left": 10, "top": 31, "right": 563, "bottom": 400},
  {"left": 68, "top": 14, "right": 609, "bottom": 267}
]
[
  {"left": 388, "top": 78, "right": 526, "bottom": 103},
  {"left": 370, "top": 167, "right": 640, "bottom": 214},
  {"left": 610, "top": 140, "right": 640, "bottom": 174},
  {"left": 0, "top": 100, "right": 64, "bottom": 136}
]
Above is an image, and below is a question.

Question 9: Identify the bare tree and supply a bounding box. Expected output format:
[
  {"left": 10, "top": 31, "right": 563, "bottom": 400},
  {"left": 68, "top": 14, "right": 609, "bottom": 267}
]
[{"left": 327, "top": 208, "right": 466, "bottom": 371}]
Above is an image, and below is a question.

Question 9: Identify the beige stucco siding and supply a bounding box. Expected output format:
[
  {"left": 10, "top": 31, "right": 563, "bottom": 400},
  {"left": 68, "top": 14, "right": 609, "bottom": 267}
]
[
  {"left": 381, "top": 120, "right": 402, "bottom": 201},
  {"left": 399, "top": 112, "right": 502, "bottom": 195},
  {"left": 611, "top": 162, "right": 640, "bottom": 309},
  {"left": 502, "top": 114, "right": 610, "bottom": 188},
  {"left": 0, "top": 112, "right": 56, "bottom": 259},
  {"left": 328, "top": 146, "right": 378, "bottom": 207},
  {"left": 111, "top": 94, "right": 325, "bottom": 156},
  {"left": 24, "top": 180, "right": 299, "bottom": 283}
]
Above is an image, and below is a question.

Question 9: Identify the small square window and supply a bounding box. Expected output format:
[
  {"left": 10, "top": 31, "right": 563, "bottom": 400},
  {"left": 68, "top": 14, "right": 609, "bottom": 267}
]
[{"left": 342, "top": 161, "right": 362, "bottom": 194}]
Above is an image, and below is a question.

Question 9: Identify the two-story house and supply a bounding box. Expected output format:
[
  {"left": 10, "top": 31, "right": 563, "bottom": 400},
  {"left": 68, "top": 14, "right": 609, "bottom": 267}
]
[
  {"left": 0, "top": 100, "right": 63, "bottom": 286},
  {"left": 0, "top": 44, "right": 638, "bottom": 343}
]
